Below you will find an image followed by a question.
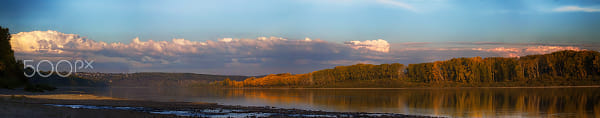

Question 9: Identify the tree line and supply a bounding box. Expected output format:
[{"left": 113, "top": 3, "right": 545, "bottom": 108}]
[
  {"left": 0, "top": 26, "right": 28, "bottom": 89},
  {"left": 214, "top": 50, "right": 600, "bottom": 87},
  {"left": 0, "top": 26, "right": 55, "bottom": 92}
]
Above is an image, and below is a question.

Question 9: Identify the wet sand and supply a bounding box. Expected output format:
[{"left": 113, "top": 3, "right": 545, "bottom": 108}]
[{"left": 0, "top": 89, "right": 434, "bottom": 118}]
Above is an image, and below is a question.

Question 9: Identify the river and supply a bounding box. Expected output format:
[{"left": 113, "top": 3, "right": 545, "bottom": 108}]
[{"left": 67, "top": 87, "right": 600, "bottom": 117}]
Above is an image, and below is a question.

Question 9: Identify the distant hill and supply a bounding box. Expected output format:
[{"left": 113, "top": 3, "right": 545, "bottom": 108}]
[
  {"left": 27, "top": 72, "right": 108, "bottom": 87},
  {"left": 215, "top": 50, "right": 600, "bottom": 88},
  {"left": 31, "top": 72, "right": 249, "bottom": 87}
]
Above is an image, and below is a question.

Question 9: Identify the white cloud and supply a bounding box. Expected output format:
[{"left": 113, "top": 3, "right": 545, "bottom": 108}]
[
  {"left": 344, "top": 39, "right": 390, "bottom": 53},
  {"left": 304, "top": 37, "right": 312, "bottom": 42},
  {"left": 218, "top": 38, "right": 234, "bottom": 42},
  {"left": 554, "top": 6, "right": 600, "bottom": 12},
  {"left": 376, "top": 0, "right": 417, "bottom": 12},
  {"left": 10, "top": 30, "right": 107, "bottom": 54}
]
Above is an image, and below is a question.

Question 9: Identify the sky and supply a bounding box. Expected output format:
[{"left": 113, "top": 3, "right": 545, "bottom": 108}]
[{"left": 1, "top": 0, "right": 600, "bottom": 75}]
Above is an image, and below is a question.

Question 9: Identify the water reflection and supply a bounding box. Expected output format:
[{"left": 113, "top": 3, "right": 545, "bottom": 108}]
[{"left": 82, "top": 87, "right": 600, "bottom": 117}]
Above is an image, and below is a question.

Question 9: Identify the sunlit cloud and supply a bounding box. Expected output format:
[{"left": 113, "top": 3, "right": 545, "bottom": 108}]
[
  {"left": 344, "top": 39, "right": 390, "bottom": 53},
  {"left": 554, "top": 6, "right": 600, "bottom": 12}
]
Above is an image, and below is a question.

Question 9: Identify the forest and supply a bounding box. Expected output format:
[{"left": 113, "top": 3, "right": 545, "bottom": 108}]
[{"left": 214, "top": 50, "right": 600, "bottom": 88}]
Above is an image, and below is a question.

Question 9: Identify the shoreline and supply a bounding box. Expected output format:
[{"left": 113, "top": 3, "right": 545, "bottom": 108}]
[
  {"left": 0, "top": 89, "right": 434, "bottom": 118},
  {"left": 56, "top": 85, "right": 600, "bottom": 89},
  {"left": 214, "top": 85, "right": 600, "bottom": 89}
]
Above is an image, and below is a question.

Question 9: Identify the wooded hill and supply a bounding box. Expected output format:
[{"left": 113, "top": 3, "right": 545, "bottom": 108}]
[
  {"left": 29, "top": 72, "right": 249, "bottom": 87},
  {"left": 214, "top": 50, "right": 600, "bottom": 88}
]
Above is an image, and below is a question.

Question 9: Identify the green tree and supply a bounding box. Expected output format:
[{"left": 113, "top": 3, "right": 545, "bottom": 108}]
[{"left": 0, "top": 26, "right": 28, "bottom": 89}]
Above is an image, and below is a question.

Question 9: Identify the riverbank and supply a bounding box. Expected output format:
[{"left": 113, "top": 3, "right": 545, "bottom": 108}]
[
  {"left": 0, "top": 89, "right": 433, "bottom": 118},
  {"left": 224, "top": 85, "right": 600, "bottom": 89}
]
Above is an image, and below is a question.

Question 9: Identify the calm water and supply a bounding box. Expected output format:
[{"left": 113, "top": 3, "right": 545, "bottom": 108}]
[{"left": 73, "top": 87, "right": 600, "bottom": 117}]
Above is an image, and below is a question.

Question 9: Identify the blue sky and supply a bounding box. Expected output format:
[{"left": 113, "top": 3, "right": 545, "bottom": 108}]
[
  {"left": 3, "top": 0, "right": 600, "bottom": 75},
  {"left": 2, "top": 0, "right": 600, "bottom": 43}
]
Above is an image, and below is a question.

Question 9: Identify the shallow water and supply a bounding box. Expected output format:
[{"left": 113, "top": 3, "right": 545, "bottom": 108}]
[
  {"left": 45, "top": 103, "right": 391, "bottom": 117},
  {"left": 67, "top": 87, "right": 600, "bottom": 117},
  {"left": 45, "top": 104, "right": 276, "bottom": 117}
]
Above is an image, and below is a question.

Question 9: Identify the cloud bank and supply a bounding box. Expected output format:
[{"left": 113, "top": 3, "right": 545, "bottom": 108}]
[
  {"left": 10, "top": 30, "right": 588, "bottom": 75},
  {"left": 472, "top": 46, "right": 582, "bottom": 57},
  {"left": 11, "top": 30, "right": 390, "bottom": 75},
  {"left": 554, "top": 6, "right": 600, "bottom": 12}
]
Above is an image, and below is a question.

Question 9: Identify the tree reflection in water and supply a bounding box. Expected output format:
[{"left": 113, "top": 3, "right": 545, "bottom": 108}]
[
  {"left": 89, "top": 87, "right": 600, "bottom": 117},
  {"left": 218, "top": 88, "right": 600, "bottom": 117}
]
